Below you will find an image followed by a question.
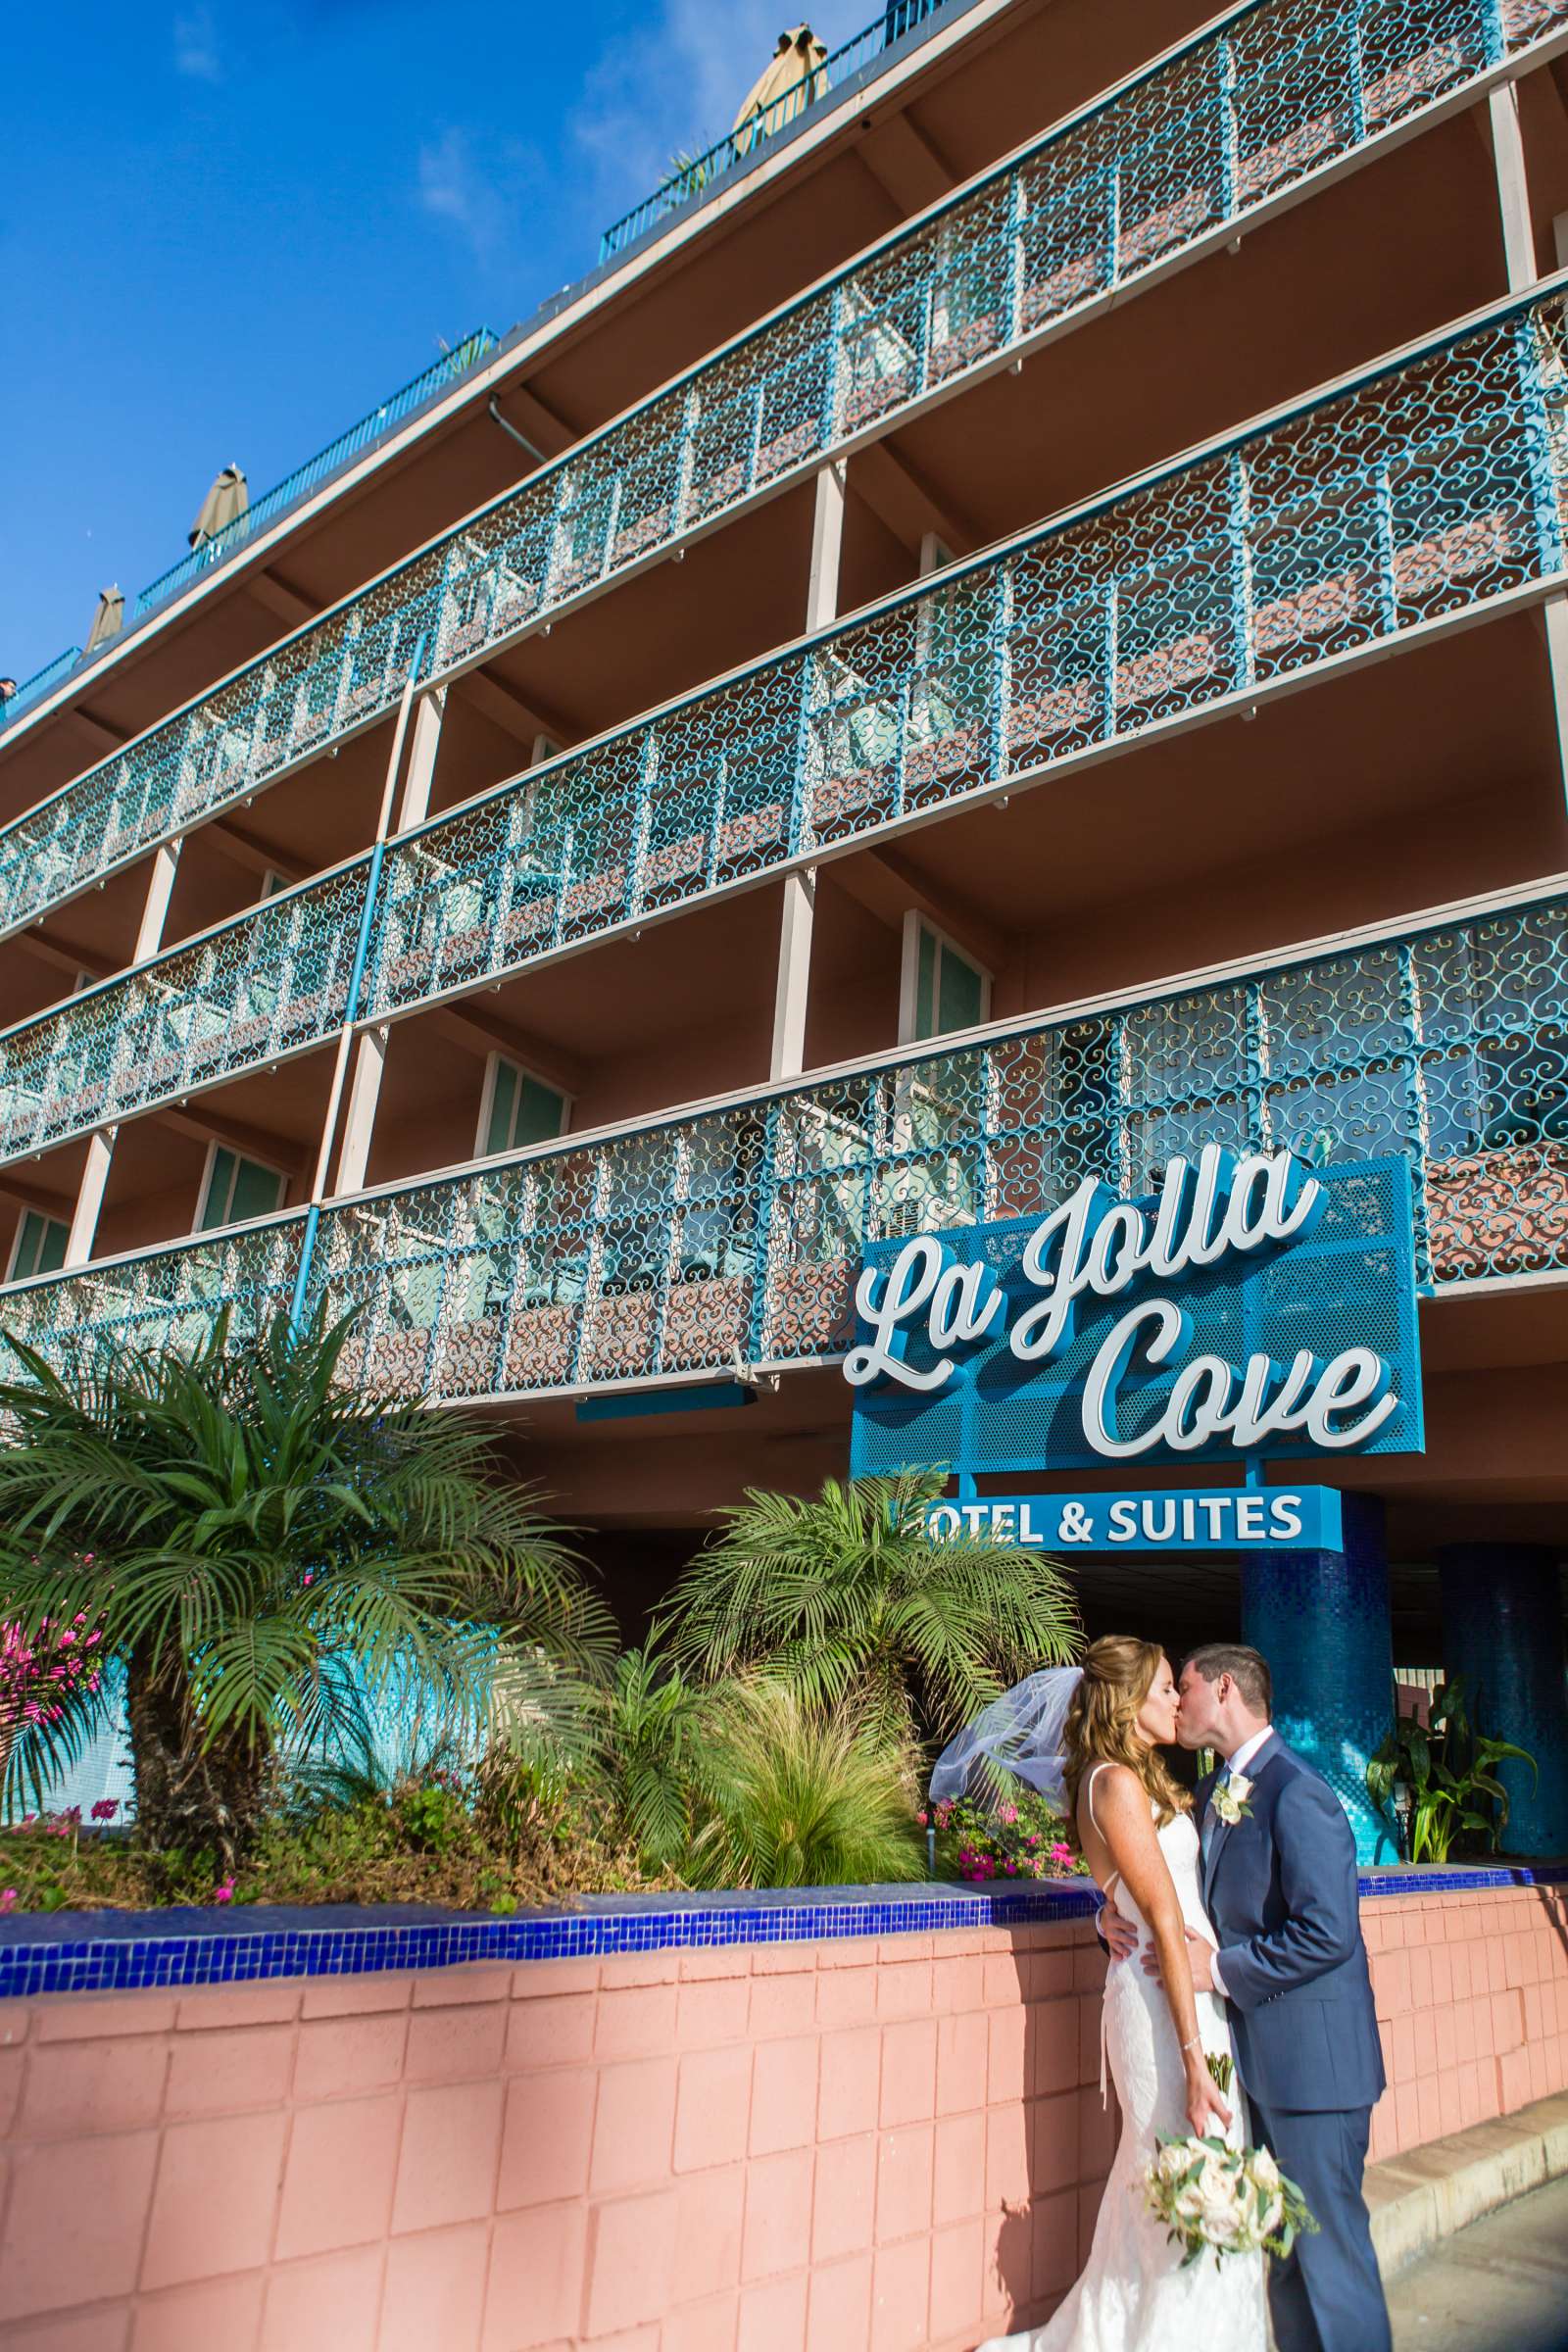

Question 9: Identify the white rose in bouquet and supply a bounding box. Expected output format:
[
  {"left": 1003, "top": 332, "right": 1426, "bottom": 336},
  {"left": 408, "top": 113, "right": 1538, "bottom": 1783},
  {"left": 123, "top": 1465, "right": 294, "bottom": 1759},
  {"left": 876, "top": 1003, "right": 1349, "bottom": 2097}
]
[
  {"left": 1248, "top": 2146, "right": 1285, "bottom": 2235},
  {"left": 1145, "top": 2132, "right": 1319, "bottom": 2268},
  {"left": 1197, "top": 2157, "right": 1243, "bottom": 2247}
]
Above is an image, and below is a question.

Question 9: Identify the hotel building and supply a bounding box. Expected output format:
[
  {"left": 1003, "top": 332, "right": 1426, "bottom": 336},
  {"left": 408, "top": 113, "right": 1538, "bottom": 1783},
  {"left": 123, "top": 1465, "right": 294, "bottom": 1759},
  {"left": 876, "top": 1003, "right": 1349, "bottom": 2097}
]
[{"left": 3, "top": 0, "right": 1566, "bottom": 1855}]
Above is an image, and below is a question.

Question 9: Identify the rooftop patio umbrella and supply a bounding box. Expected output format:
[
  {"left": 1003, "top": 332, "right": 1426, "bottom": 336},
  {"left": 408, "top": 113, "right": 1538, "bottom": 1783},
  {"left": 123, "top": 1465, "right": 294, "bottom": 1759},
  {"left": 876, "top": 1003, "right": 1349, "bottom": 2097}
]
[
  {"left": 188, "top": 463, "right": 249, "bottom": 550},
  {"left": 83, "top": 587, "right": 124, "bottom": 655},
  {"left": 732, "top": 25, "right": 829, "bottom": 143}
]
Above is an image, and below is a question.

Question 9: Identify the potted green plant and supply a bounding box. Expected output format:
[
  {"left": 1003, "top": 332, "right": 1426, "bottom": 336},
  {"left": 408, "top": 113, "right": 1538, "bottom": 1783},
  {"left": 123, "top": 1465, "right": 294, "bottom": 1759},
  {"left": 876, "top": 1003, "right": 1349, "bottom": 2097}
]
[{"left": 1366, "top": 1674, "right": 1537, "bottom": 1863}]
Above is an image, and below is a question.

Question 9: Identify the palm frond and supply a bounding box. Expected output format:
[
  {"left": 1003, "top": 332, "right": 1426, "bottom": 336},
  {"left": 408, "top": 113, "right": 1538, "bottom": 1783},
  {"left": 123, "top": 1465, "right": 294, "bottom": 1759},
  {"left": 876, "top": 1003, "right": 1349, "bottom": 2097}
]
[
  {"left": 0, "top": 1304, "right": 607, "bottom": 1847},
  {"left": 662, "top": 1472, "right": 1079, "bottom": 1740}
]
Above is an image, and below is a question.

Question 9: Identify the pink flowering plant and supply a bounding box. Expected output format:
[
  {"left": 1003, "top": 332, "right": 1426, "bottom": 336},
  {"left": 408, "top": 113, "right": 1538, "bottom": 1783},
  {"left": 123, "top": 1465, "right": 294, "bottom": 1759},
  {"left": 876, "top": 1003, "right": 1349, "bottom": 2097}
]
[
  {"left": 924, "top": 1788, "right": 1091, "bottom": 1885},
  {"left": 0, "top": 1595, "right": 109, "bottom": 1809}
]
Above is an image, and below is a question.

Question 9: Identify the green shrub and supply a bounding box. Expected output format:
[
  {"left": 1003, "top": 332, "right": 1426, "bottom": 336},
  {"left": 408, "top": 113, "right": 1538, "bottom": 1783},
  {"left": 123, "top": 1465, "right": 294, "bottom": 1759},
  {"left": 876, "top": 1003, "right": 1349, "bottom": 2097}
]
[{"left": 686, "top": 1680, "right": 925, "bottom": 1890}]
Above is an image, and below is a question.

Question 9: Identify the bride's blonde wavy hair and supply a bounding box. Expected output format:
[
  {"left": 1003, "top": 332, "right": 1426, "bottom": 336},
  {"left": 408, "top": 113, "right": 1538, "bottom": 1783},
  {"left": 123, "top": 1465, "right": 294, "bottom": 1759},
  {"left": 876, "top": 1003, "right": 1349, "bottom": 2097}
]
[{"left": 1062, "top": 1635, "right": 1190, "bottom": 1847}]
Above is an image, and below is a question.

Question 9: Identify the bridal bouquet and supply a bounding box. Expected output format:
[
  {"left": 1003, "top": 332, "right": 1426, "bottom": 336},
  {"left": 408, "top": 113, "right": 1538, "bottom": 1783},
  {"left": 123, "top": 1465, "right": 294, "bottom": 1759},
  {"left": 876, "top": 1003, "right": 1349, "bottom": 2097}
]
[{"left": 1143, "top": 2134, "right": 1317, "bottom": 2268}]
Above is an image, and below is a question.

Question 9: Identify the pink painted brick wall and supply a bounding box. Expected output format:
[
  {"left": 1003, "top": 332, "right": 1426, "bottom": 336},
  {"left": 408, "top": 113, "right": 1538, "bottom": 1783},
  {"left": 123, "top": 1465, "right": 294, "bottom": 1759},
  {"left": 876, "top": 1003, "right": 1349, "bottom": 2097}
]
[{"left": 0, "top": 1883, "right": 1563, "bottom": 2351}]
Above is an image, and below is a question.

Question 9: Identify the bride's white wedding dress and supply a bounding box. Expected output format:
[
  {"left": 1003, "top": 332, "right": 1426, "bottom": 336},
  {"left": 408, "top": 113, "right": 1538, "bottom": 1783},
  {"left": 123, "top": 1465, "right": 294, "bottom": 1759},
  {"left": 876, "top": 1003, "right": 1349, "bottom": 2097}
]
[{"left": 979, "top": 1768, "right": 1268, "bottom": 2351}]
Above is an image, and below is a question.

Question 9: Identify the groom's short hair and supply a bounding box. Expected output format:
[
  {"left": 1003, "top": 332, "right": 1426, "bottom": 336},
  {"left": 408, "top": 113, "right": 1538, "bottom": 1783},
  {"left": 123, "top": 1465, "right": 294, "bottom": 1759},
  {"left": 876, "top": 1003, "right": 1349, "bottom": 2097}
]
[{"left": 1183, "top": 1643, "right": 1272, "bottom": 1716}]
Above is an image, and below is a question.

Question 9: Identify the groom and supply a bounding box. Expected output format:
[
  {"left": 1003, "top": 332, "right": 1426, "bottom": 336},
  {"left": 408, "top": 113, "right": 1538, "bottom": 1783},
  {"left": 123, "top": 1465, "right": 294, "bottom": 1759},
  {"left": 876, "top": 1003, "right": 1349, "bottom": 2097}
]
[{"left": 1103, "top": 1642, "right": 1390, "bottom": 2352}]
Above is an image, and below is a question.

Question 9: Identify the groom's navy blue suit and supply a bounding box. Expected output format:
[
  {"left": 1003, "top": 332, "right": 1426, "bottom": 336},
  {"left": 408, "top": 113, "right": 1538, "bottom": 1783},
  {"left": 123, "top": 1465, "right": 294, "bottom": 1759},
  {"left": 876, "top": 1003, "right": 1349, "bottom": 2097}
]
[{"left": 1199, "top": 1731, "right": 1390, "bottom": 2352}]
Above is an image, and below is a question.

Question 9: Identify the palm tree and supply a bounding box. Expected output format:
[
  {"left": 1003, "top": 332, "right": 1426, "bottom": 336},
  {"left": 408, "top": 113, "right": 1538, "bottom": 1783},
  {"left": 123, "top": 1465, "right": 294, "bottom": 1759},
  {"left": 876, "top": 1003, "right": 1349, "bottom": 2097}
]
[
  {"left": 599, "top": 1644, "right": 716, "bottom": 1875},
  {"left": 0, "top": 1308, "right": 612, "bottom": 1863},
  {"left": 660, "top": 1469, "right": 1079, "bottom": 1745}
]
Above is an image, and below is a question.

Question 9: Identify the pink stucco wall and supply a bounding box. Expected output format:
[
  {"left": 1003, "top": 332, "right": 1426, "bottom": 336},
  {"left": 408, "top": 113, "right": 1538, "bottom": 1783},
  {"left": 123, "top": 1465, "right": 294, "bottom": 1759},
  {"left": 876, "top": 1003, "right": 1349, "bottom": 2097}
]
[{"left": 0, "top": 1880, "right": 1564, "bottom": 2351}]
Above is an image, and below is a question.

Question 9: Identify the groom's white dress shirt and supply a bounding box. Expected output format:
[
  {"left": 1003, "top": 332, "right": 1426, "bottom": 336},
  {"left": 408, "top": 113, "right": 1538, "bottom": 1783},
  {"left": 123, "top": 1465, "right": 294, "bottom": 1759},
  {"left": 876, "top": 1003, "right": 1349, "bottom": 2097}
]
[{"left": 1204, "top": 1723, "right": 1272, "bottom": 2001}]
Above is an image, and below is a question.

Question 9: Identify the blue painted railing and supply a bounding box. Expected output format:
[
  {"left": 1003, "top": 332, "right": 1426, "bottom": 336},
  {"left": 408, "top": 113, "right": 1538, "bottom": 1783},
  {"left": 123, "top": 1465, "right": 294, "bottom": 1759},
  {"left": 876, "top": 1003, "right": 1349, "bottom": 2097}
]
[
  {"left": 129, "top": 332, "right": 499, "bottom": 623},
  {"left": 0, "top": 649, "right": 83, "bottom": 728},
  {"left": 2, "top": 884, "right": 1563, "bottom": 1398},
  {"left": 598, "top": 0, "right": 956, "bottom": 262},
  {"left": 0, "top": 0, "right": 1558, "bottom": 943},
  {"left": 3, "top": 276, "right": 1568, "bottom": 1173},
  {"left": 0, "top": 331, "right": 495, "bottom": 733}
]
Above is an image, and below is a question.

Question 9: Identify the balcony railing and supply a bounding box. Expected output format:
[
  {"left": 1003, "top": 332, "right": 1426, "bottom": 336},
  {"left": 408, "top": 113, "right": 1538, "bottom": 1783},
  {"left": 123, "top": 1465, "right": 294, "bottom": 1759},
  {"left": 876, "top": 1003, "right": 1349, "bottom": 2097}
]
[
  {"left": 1, "top": 0, "right": 1559, "bottom": 943},
  {"left": 364, "top": 285, "right": 1568, "bottom": 1021},
  {"left": 5, "top": 280, "right": 1568, "bottom": 1171},
  {"left": 128, "top": 331, "right": 501, "bottom": 624},
  {"left": 598, "top": 1, "right": 958, "bottom": 263},
  {"left": 0, "top": 860, "right": 371, "bottom": 1167},
  {"left": 2, "top": 887, "right": 1563, "bottom": 1396},
  {"left": 0, "top": 649, "right": 84, "bottom": 729},
  {"left": 0, "top": 330, "right": 498, "bottom": 736}
]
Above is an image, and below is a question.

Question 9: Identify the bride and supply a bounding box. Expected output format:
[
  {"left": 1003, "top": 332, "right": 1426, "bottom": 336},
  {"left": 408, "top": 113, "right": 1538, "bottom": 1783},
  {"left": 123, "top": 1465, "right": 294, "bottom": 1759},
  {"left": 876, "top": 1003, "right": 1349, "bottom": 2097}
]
[{"left": 959, "top": 1637, "right": 1268, "bottom": 2352}]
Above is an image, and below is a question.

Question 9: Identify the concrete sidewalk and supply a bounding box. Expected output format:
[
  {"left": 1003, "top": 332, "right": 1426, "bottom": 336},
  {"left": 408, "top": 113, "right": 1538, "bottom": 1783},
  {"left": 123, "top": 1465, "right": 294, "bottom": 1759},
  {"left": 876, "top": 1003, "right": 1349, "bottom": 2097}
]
[
  {"left": 1387, "top": 2174, "right": 1568, "bottom": 2350},
  {"left": 1367, "top": 2086, "right": 1568, "bottom": 2277}
]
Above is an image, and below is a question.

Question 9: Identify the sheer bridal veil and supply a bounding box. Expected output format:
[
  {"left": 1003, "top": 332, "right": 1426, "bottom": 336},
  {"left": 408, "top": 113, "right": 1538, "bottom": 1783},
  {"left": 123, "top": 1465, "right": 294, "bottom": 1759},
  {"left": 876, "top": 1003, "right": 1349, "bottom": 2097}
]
[{"left": 929, "top": 1667, "right": 1085, "bottom": 1808}]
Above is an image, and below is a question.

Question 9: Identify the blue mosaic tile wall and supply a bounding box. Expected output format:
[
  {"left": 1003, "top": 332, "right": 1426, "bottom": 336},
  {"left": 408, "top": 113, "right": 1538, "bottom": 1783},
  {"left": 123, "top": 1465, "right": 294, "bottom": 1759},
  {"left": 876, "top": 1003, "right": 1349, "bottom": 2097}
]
[
  {"left": 1244, "top": 1492, "right": 1399, "bottom": 1865},
  {"left": 1438, "top": 1544, "right": 1568, "bottom": 1857},
  {"left": 1, "top": 1865, "right": 1562, "bottom": 2003}
]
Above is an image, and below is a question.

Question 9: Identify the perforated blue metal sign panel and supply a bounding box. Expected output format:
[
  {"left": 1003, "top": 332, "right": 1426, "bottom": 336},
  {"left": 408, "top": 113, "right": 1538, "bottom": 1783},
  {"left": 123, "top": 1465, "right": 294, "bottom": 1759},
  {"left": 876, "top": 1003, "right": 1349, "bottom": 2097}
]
[{"left": 848, "top": 1156, "right": 1423, "bottom": 1480}]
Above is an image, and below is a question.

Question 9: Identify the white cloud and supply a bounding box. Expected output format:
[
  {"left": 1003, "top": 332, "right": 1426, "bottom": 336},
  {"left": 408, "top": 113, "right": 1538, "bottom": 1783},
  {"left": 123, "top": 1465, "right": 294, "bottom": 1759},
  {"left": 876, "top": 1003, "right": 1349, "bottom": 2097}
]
[
  {"left": 416, "top": 126, "right": 542, "bottom": 267},
  {"left": 173, "top": 7, "right": 222, "bottom": 81},
  {"left": 566, "top": 2, "right": 864, "bottom": 228}
]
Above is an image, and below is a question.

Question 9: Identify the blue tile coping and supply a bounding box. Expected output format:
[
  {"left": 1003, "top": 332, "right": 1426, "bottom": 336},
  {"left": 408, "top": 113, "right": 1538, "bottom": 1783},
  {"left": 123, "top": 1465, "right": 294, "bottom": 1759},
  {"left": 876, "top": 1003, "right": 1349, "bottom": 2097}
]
[{"left": 0, "top": 1863, "right": 1563, "bottom": 2003}]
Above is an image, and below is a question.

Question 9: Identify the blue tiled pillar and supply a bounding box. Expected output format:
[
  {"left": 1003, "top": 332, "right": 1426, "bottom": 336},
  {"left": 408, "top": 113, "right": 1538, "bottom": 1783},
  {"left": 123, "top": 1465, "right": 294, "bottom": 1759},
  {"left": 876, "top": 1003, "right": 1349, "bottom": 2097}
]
[
  {"left": 1438, "top": 1545, "right": 1568, "bottom": 1858},
  {"left": 1241, "top": 1493, "right": 1396, "bottom": 1863}
]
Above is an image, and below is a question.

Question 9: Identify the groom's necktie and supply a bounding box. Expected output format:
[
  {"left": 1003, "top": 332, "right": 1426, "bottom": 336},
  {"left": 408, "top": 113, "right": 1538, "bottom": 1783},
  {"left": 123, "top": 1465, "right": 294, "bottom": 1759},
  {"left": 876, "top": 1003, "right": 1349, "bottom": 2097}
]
[{"left": 1200, "top": 1764, "right": 1231, "bottom": 1870}]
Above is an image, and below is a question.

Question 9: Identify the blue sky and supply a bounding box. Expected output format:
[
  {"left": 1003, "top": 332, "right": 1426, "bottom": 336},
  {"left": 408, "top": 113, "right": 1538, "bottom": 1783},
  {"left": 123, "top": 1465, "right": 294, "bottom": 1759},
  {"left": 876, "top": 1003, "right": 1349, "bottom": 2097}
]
[{"left": 1, "top": 1, "right": 867, "bottom": 693}]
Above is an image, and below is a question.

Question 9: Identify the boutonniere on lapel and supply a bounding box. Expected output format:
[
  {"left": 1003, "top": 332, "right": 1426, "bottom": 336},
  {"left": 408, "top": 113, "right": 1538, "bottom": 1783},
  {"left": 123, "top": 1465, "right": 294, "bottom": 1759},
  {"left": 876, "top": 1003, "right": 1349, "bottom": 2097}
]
[{"left": 1210, "top": 1773, "right": 1254, "bottom": 1828}]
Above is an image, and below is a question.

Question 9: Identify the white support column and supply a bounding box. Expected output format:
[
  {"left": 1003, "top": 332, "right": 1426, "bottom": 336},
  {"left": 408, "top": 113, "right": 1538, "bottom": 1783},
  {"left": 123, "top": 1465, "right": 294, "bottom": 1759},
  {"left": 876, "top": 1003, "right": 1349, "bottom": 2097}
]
[
  {"left": 1490, "top": 87, "right": 1568, "bottom": 811},
  {"left": 396, "top": 684, "right": 446, "bottom": 833},
  {"left": 65, "top": 1133, "right": 115, "bottom": 1267},
  {"left": 770, "top": 869, "right": 817, "bottom": 1082},
  {"left": 133, "top": 840, "right": 182, "bottom": 961},
  {"left": 1489, "top": 82, "right": 1537, "bottom": 290},
  {"left": 65, "top": 837, "right": 185, "bottom": 1266},
  {"left": 805, "top": 460, "right": 848, "bottom": 634},
  {"left": 332, "top": 1025, "right": 386, "bottom": 1199},
  {"left": 324, "top": 683, "right": 446, "bottom": 1199},
  {"left": 769, "top": 464, "right": 847, "bottom": 1081}
]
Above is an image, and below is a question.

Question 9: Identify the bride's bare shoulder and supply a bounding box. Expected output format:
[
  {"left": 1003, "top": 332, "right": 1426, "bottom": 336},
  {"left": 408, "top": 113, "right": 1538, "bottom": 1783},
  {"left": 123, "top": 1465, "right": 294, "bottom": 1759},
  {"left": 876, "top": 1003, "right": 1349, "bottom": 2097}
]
[{"left": 1077, "top": 1760, "right": 1149, "bottom": 1827}]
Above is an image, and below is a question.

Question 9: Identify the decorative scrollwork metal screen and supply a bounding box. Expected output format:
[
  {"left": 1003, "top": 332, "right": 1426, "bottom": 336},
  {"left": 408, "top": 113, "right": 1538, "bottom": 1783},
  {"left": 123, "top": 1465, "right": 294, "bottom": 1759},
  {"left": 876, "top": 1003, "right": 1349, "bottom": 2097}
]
[
  {"left": 0, "top": 863, "right": 371, "bottom": 1166},
  {"left": 6, "top": 281, "right": 1568, "bottom": 1173},
  {"left": 363, "top": 287, "right": 1568, "bottom": 1019},
  {"left": 1, "top": 0, "right": 1562, "bottom": 945},
  {"left": 5, "top": 893, "right": 1563, "bottom": 1396}
]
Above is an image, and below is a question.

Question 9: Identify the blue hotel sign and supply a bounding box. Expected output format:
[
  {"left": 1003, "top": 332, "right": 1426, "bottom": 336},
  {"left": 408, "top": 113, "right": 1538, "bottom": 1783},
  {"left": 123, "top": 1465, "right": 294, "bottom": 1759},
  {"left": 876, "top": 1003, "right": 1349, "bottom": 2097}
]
[{"left": 845, "top": 1147, "right": 1423, "bottom": 1554}]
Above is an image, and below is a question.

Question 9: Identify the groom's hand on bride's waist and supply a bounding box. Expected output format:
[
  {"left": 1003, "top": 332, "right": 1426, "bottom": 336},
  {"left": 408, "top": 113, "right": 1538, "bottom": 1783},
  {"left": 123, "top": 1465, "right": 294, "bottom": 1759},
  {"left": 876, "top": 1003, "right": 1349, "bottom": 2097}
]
[
  {"left": 1140, "top": 1926, "right": 1220, "bottom": 1994},
  {"left": 1098, "top": 1890, "right": 1141, "bottom": 1964}
]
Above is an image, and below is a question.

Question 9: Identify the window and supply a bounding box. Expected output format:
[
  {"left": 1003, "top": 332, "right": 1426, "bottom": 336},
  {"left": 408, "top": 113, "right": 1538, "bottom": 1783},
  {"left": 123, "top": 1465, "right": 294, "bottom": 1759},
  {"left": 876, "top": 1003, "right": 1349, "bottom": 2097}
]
[
  {"left": 196, "top": 1146, "right": 286, "bottom": 1233},
  {"left": 478, "top": 1054, "right": 569, "bottom": 1159},
  {"left": 900, "top": 913, "right": 990, "bottom": 1046},
  {"left": 7, "top": 1209, "right": 69, "bottom": 1283}
]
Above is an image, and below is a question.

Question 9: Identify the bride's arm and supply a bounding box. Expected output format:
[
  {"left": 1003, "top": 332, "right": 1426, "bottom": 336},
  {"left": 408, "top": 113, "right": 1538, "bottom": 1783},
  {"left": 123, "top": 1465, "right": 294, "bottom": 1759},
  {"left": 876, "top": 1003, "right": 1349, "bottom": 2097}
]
[{"left": 1090, "top": 1769, "right": 1233, "bottom": 2140}]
